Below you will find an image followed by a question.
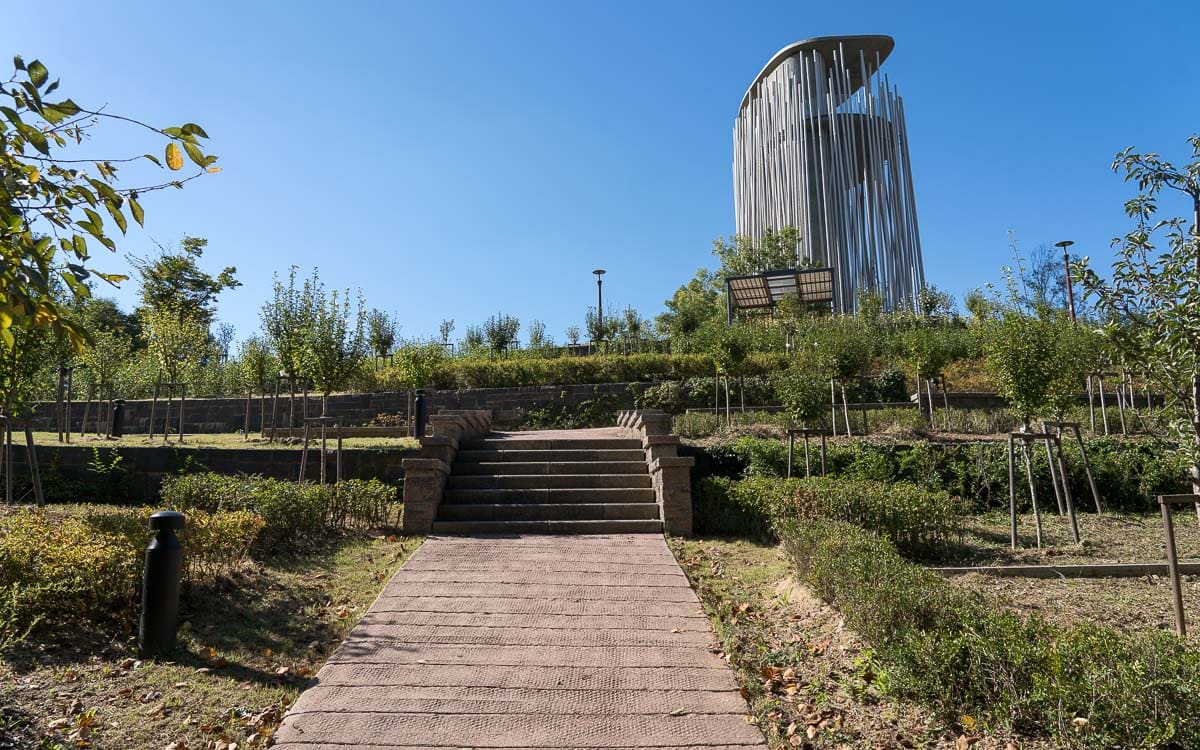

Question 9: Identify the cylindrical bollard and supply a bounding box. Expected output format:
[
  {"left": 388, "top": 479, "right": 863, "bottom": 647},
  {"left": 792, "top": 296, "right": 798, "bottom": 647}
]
[
  {"left": 111, "top": 398, "right": 126, "bottom": 438},
  {"left": 139, "top": 511, "right": 184, "bottom": 658},
  {"left": 413, "top": 389, "right": 428, "bottom": 438}
]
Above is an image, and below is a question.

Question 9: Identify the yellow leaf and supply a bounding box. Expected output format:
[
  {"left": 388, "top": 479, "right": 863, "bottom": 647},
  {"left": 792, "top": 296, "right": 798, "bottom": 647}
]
[
  {"left": 206, "top": 166, "right": 222, "bottom": 173},
  {"left": 166, "top": 142, "right": 183, "bottom": 171}
]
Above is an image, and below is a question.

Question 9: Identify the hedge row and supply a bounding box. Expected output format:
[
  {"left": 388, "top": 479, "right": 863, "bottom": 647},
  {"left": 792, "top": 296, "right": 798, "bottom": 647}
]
[
  {"left": 161, "top": 474, "right": 397, "bottom": 553},
  {"left": 0, "top": 507, "right": 262, "bottom": 635},
  {"left": 364, "top": 352, "right": 791, "bottom": 391},
  {"left": 778, "top": 516, "right": 1200, "bottom": 747},
  {"left": 698, "top": 475, "right": 962, "bottom": 555},
  {"left": 699, "top": 436, "right": 1190, "bottom": 513}
]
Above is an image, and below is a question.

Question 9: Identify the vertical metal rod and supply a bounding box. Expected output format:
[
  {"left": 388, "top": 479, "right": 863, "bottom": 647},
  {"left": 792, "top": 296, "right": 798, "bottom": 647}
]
[
  {"left": 1098, "top": 376, "right": 1109, "bottom": 435},
  {"left": 24, "top": 424, "right": 44, "bottom": 508},
  {"left": 1116, "top": 372, "right": 1128, "bottom": 435},
  {"left": 1054, "top": 435, "right": 1081, "bottom": 543},
  {"left": 803, "top": 433, "right": 811, "bottom": 478},
  {"left": 1041, "top": 424, "right": 1065, "bottom": 515},
  {"left": 1021, "top": 440, "right": 1043, "bottom": 548},
  {"left": 840, "top": 383, "right": 852, "bottom": 436},
  {"left": 1071, "top": 424, "right": 1104, "bottom": 514},
  {"left": 1008, "top": 433, "right": 1017, "bottom": 549},
  {"left": 830, "top": 379, "right": 838, "bottom": 436},
  {"left": 298, "top": 422, "right": 311, "bottom": 483},
  {"left": 64, "top": 370, "right": 71, "bottom": 445},
  {"left": 178, "top": 385, "right": 186, "bottom": 445},
  {"left": 148, "top": 376, "right": 160, "bottom": 441},
  {"left": 787, "top": 432, "right": 794, "bottom": 479},
  {"left": 4, "top": 421, "right": 12, "bottom": 505},
  {"left": 819, "top": 433, "right": 827, "bottom": 476},
  {"left": 1087, "top": 375, "right": 1096, "bottom": 434},
  {"left": 1160, "top": 498, "right": 1186, "bottom": 637},
  {"left": 336, "top": 423, "right": 343, "bottom": 484},
  {"left": 320, "top": 422, "right": 327, "bottom": 485}
]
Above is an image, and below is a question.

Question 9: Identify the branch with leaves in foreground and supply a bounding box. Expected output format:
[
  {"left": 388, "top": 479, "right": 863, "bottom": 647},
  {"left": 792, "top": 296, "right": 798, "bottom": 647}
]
[{"left": 0, "top": 55, "right": 219, "bottom": 349}]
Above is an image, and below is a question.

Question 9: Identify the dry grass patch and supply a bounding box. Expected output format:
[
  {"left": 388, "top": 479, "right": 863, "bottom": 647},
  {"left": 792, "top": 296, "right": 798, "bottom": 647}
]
[{"left": 0, "top": 533, "right": 421, "bottom": 749}]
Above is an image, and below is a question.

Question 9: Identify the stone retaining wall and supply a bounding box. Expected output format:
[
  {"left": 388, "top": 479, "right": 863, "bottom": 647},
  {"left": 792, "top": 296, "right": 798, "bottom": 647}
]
[
  {"left": 10, "top": 444, "right": 417, "bottom": 501},
  {"left": 30, "top": 383, "right": 640, "bottom": 434}
]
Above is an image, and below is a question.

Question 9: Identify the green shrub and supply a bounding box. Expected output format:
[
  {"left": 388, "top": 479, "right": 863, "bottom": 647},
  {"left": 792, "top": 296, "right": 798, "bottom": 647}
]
[
  {"left": 697, "top": 437, "right": 1190, "bottom": 513},
  {"left": 697, "top": 475, "right": 962, "bottom": 555},
  {"left": 777, "top": 516, "right": 1200, "bottom": 747},
  {"left": 82, "top": 506, "right": 264, "bottom": 581},
  {"left": 0, "top": 510, "right": 140, "bottom": 628},
  {"left": 160, "top": 474, "right": 397, "bottom": 553}
]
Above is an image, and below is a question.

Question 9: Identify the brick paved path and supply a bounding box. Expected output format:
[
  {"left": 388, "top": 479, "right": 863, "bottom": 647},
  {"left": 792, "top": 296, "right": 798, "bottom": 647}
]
[{"left": 273, "top": 534, "right": 766, "bottom": 749}]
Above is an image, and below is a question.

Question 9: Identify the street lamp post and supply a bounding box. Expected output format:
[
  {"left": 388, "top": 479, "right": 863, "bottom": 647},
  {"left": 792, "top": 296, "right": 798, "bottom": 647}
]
[
  {"left": 1056, "top": 240, "right": 1077, "bottom": 322},
  {"left": 593, "top": 269, "right": 606, "bottom": 346}
]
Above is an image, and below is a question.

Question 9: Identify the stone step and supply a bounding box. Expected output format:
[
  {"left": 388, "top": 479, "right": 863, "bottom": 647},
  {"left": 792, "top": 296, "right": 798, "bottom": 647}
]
[
  {"left": 429, "top": 519, "right": 664, "bottom": 535},
  {"left": 452, "top": 461, "right": 649, "bottom": 476},
  {"left": 437, "top": 503, "right": 660, "bottom": 522},
  {"left": 462, "top": 438, "right": 643, "bottom": 451},
  {"left": 455, "top": 448, "right": 646, "bottom": 463},
  {"left": 442, "top": 488, "right": 657, "bottom": 505},
  {"left": 447, "top": 473, "right": 652, "bottom": 490}
]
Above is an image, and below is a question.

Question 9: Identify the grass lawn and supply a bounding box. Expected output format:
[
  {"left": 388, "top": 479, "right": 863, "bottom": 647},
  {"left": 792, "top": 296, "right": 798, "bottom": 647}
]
[
  {"left": 29, "top": 431, "right": 420, "bottom": 451},
  {"left": 668, "top": 536, "right": 1045, "bottom": 749},
  {"left": 0, "top": 532, "right": 422, "bottom": 749}
]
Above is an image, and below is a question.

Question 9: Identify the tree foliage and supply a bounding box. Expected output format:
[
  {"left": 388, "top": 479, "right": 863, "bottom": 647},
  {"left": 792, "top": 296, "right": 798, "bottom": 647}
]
[
  {"left": 301, "top": 278, "right": 367, "bottom": 411},
  {"left": 483, "top": 313, "right": 520, "bottom": 355},
  {"left": 366, "top": 308, "right": 398, "bottom": 360},
  {"left": 129, "top": 236, "right": 238, "bottom": 325},
  {"left": 1, "top": 57, "right": 217, "bottom": 348},
  {"left": 1079, "top": 136, "right": 1200, "bottom": 474},
  {"left": 261, "top": 267, "right": 311, "bottom": 382},
  {"left": 711, "top": 226, "right": 801, "bottom": 278}
]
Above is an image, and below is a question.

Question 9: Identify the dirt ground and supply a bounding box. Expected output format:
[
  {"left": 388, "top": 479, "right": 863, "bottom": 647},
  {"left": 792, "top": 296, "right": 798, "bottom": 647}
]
[
  {"left": 943, "top": 511, "right": 1200, "bottom": 567},
  {"left": 0, "top": 534, "right": 420, "bottom": 750},
  {"left": 669, "top": 537, "right": 1051, "bottom": 749}
]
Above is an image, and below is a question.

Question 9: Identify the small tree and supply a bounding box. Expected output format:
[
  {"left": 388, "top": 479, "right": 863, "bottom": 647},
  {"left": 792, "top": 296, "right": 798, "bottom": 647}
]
[
  {"left": 439, "top": 319, "right": 455, "bottom": 347},
  {"left": 144, "top": 304, "right": 208, "bottom": 386},
  {"left": 213, "top": 322, "right": 236, "bottom": 363},
  {"left": 130, "top": 236, "right": 239, "bottom": 326},
  {"left": 526, "top": 319, "right": 550, "bottom": 350},
  {"left": 366, "top": 308, "right": 398, "bottom": 364},
  {"left": 483, "top": 313, "right": 520, "bottom": 356},
  {"left": 261, "top": 267, "right": 313, "bottom": 424},
  {"left": 302, "top": 285, "right": 368, "bottom": 415},
  {"left": 238, "top": 336, "right": 275, "bottom": 438},
  {"left": 982, "top": 311, "right": 1059, "bottom": 429},
  {"left": 463, "top": 325, "right": 485, "bottom": 352},
  {"left": 394, "top": 341, "right": 447, "bottom": 390},
  {"left": 565, "top": 326, "right": 581, "bottom": 347},
  {"left": 1079, "top": 136, "right": 1200, "bottom": 496}
]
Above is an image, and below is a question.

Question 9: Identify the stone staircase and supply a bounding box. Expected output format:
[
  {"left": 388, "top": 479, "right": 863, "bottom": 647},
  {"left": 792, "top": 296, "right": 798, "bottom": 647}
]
[{"left": 430, "top": 432, "right": 663, "bottom": 534}]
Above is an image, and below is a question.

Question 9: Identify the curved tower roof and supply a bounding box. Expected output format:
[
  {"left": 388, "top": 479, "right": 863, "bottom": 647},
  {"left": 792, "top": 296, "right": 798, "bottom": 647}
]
[{"left": 739, "top": 35, "right": 895, "bottom": 112}]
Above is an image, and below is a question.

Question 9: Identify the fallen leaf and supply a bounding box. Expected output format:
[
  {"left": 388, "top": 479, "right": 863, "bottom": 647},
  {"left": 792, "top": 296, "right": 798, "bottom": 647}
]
[{"left": 668, "top": 707, "right": 687, "bottom": 716}]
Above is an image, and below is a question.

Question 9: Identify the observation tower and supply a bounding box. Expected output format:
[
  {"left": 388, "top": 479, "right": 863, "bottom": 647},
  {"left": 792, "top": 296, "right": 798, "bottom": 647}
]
[{"left": 733, "top": 35, "right": 925, "bottom": 312}]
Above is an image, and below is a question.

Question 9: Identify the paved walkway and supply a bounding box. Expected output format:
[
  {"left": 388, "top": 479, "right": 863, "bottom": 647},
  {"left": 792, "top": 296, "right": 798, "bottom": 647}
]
[{"left": 273, "top": 534, "right": 766, "bottom": 749}]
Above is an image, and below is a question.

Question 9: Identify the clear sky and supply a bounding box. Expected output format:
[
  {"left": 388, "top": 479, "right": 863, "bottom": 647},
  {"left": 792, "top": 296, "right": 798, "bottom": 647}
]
[{"left": 5, "top": 1, "right": 1199, "bottom": 344}]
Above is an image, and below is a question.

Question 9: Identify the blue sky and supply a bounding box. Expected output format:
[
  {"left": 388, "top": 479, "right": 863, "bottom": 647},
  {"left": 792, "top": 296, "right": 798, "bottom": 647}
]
[{"left": 5, "top": 1, "right": 1199, "bottom": 344}]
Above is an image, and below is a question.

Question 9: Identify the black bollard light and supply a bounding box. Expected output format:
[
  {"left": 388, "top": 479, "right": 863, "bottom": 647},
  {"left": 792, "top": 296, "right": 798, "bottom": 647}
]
[
  {"left": 111, "top": 399, "right": 126, "bottom": 438},
  {"left": 413, "top": 389, "right": 428, "bottom": 438},
  {"left": 139, "top": 511, "right": 184, "bottom": 658}
]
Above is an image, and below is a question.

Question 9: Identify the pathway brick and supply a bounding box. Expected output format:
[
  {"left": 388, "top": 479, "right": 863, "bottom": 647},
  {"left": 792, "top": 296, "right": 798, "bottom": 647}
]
[{"left": 273, "top": 534, "right": 766, "bottom": 749}]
